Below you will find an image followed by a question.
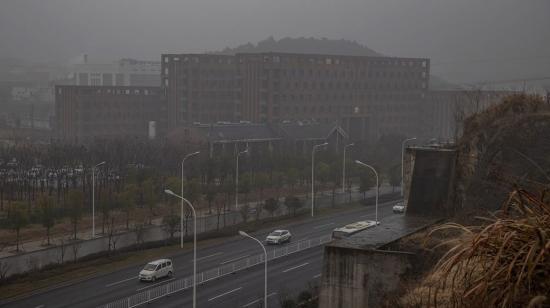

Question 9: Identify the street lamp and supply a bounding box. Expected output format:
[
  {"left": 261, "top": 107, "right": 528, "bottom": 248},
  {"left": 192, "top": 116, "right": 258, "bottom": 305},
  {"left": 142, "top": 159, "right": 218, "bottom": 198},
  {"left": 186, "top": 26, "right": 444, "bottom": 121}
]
[
  {"left": 236, "top": 148, "right": 249, "bottom": 210},
  {"left": 91, "top": 161, "right": 105, "bottom": 238},
  {"left": 311, "top": 142, "right": 328, "bottom": 217},
  {"left": 401, "top": 137, "right": 417, "bottom": 197},
  {"left": 342, "top": 143, "right": 354, "bottom": 193},
  {"left": 165, "top": 189, "right": 197, "bottom": 308},
  {"left": 239, "top": 230, "right": 267, "bottom": 308},
  {"left": 355, "top": 160, "right": 379, "bottom": 224},
  {"left": 181, "top": 151, "right": 200, "bottom": 248}
]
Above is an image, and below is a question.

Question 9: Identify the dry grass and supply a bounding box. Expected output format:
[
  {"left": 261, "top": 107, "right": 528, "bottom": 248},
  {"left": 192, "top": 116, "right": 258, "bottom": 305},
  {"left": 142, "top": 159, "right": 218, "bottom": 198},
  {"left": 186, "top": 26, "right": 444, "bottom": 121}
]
[{"left": 401, "top": 188, "right": 550, "bottom": 307}]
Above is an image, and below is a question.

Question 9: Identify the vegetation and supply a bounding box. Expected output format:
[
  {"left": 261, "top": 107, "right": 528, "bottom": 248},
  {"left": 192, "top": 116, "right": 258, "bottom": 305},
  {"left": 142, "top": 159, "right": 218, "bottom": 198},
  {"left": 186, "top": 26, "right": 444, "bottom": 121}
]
[
  {"left": 0, "top": 134, "right": 405, "bottom": 245},
  {"left": 401, "top": 188, "right": 550, "bottom": 307}
]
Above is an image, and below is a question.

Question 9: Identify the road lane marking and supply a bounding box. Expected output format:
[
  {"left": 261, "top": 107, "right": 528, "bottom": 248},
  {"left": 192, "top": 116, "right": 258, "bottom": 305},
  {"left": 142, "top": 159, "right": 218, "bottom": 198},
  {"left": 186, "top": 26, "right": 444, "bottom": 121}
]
[
  {"left": 105, "top": 276, "right": 137, "bottom": 287},
  {"left": 313, "top": 222, "right": 335, "bottom": 229},
  {"left": 242, "top": 292, "right": 278, "bottom": 307},
  {"left": 34, "top": 306, "right": 45, "bottom": 308},
  {"left": 282, "top": 262, "right": 309, "bottom": 273},
  {"left": 194, "top": 252, "right": 223, "bottom": 262},
  {"left": 208, "top": 287, "right": 242, "bottom": 301},
  {"left": 313, "top": 273, "right": 322, "bottom": 279},
  {"left": 220, "top": 254, "right": 250, "bottom": 265},
  {"left": 136, "top": 278, "right": 175, "bottom": 291}
]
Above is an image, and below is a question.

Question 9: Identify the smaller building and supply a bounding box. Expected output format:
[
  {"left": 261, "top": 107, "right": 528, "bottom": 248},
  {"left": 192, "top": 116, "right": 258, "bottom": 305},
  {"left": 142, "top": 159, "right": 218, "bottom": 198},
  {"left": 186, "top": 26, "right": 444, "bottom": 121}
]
[
  {"left": 167, "top": 121, "right": 349, "bottom": 157},
  {"left": 54, "top": 85, "right": 163, "bottom": 143},
  {"left": 71, "top": 57, "right": 161, "bottom": 87}
]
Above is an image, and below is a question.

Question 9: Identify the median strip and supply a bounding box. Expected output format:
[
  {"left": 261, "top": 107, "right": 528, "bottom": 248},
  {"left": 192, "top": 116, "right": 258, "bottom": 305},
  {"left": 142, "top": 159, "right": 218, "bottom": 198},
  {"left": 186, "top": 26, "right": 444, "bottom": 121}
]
[
  {"left": 313, "top": 222, "right": 335, "bottom": 229},
  {"left": 194, "top": 252, "right": 223, "bottom": 262},
  {"left": 242, "top": 292, "right": 277, "bottom": 307},
  {"left": 105, "top": 276, "right": 137, "bottom": 287},
  {"left": 220, "top": 254, "right": 250, "bottom": 265},
  {"left": 135, "top": 278, "right": 175, "bottom": 292},
  {"left": 208, "top": 287, "right": 242, "bottom": 301},
  {"left": 282, "top": 262, "right": 309, "bottom": 273}
]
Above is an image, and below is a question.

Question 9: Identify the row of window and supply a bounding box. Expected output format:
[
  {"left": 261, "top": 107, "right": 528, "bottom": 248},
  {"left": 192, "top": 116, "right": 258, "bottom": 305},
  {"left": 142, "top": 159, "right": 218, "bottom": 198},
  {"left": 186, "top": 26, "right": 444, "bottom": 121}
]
[
  {"left": 57, "top": 87, "right": 158, "bottom": 96},
  {"left": 162, "top": 55, "right": 428, "bottom": 68},
  {"left": 166, "top": 68, "right": 427, "bottom": 81}
]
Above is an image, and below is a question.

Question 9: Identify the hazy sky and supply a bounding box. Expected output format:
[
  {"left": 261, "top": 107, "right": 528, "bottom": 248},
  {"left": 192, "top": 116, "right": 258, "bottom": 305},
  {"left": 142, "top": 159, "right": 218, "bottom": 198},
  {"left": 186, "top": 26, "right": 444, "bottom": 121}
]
[{"left": 1, "top": 0, "right": 549, "bottom": 84}]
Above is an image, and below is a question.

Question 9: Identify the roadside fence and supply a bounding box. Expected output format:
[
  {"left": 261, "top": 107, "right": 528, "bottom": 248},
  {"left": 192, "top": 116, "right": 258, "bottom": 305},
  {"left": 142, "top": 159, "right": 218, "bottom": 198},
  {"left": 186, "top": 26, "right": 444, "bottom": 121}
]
[{"left": 98, "top": 234, "right": 332, "bottom": 308}]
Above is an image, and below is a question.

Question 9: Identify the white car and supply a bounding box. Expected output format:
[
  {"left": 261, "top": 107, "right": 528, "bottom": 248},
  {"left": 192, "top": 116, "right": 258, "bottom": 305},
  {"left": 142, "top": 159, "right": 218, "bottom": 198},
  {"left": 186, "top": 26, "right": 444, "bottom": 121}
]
[
  {"left": 393, "top": 202, "right": 406, "bottom": 214},
  {"left": 265, "top": 230, "right": 292, "bottom": 245},
  {"left": 139, "top": 259, "right": 174, "bottom": 282}
]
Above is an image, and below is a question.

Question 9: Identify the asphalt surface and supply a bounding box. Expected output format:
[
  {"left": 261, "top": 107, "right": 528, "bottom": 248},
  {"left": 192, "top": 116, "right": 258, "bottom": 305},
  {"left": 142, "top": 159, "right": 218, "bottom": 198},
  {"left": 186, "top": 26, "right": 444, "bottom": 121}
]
[{"left": 5, "top": 196, "right": 399, "bottom": 308}]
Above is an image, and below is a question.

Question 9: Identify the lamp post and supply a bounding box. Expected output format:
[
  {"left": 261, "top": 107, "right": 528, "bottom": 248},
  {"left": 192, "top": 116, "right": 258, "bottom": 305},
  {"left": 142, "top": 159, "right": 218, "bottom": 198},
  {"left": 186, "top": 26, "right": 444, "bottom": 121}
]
[
  {"left": 355, "top": 160, "right": 379, "bottom": 224},
  {"left": 311, "top": 142, "right": 328, "bottom": 217},
  {"left": 165, "top": 189, "right": 197, "bottom": 308},
  {"left": 342, "top": 143, "right": 354, "bottom": 193},
  {"left": 401, "top": 137, "right": 417, "bottom": 197},
  {"left": 239, "top": 230, "right": 267, "bottom": 308},
  {"left": 236, "top": 148, "right": 248, "bottom": 210},
  {"left": 91, "top": 161, "right": 105, "bottom": 238},
  {"left": 181, "top": 151, "right": 200, "bottom": 248}
]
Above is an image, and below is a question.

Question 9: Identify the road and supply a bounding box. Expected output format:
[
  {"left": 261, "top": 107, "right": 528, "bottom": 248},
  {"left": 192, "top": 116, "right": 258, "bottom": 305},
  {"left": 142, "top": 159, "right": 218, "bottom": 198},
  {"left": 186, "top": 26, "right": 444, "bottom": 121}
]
[{"left": 5, "top": 197, "right": 398, "bottom": 308}]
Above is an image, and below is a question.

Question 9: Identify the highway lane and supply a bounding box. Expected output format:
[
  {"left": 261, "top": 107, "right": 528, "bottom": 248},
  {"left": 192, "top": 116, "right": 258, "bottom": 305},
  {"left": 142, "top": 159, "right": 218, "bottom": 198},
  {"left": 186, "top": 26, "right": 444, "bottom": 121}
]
[
  {"left": 150, "top": 247, "right": 325, "bottom": 308},
  {"left": 5, "top": 195, "right": 398, "bottom": 308}
]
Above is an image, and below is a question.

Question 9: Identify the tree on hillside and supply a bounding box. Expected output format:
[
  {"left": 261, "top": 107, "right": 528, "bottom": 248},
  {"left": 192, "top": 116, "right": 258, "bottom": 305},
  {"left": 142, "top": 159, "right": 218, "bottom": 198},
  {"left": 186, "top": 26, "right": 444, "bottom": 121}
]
[
  {"left": 285, "top": 168, "right": 299, "bottom": 194},
  {"left": 239, "top": 204, "right": 250, "bottom": 223},
  {"left": 162, "top": 203, "right": 179, "bottom": 243},
  {"left": 142, "top": 179, "right": 156, "bottom": 224},
  {"left": 9, "top": 203, "right": 28, "bottom": 251},
  {"left": 99, "top": 193, "right": 112, "bottom": 235},
  {"left": 284, "top": 196, "right": 303, "bottom": 216},
  {"left": 254, "top": 173, "right": 270, "bottom": 202},
  {"left": 359, "top": 172, "right": 376, "bottom": 200},
  {"left": 38, "top": 195, "right": 55, "bottom": 245},
  {"left": 119, "top": 184, "right": 137, "bottom": 230},
  {"left": 389, "top": 164, "right": 401, "bottom": 193},
  {"left": 272, "top": 171, "right": 285, "bottom": 198},
  {"left": 68, "top": 190, "right": 83, "bottom": 240},
  {"left": 205, "top": 184, "right": 217, "bottom": 214},
  {"left": 264, "top": 198, "right": 279, "bottom": 218}
]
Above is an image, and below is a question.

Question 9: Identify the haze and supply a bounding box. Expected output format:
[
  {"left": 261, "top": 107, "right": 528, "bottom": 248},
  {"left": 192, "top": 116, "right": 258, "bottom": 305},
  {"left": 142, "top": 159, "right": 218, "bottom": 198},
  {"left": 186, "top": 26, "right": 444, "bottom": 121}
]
[{"left": 1, "top": 0, "right": 549, "bottom": 83}]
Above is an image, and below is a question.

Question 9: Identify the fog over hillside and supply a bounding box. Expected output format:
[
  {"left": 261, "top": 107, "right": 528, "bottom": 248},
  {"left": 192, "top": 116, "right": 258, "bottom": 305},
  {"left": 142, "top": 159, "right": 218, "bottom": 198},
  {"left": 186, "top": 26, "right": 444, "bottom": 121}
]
[{"left": 1, "top": 0, "right": 549, "bottom": 84}]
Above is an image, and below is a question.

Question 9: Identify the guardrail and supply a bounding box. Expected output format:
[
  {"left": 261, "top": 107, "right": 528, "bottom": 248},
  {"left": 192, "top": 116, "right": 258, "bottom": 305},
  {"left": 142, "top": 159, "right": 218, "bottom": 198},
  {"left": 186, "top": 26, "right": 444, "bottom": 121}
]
[{"left": 98, "top": 234, "right": 333, "bottom": 308}]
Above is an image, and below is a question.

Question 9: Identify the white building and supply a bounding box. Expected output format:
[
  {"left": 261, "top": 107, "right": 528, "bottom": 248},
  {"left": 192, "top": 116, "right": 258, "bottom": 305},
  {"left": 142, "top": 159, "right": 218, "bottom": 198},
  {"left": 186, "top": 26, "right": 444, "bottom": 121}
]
[{"left": 72, "top": 57, "right": 160, "bottom": 87}]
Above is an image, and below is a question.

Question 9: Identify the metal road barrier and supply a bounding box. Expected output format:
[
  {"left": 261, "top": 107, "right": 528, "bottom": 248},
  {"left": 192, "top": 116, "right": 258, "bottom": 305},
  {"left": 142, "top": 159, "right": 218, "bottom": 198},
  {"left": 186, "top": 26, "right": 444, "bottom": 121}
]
[{"left": 98, "top": 234, "right": 333, "bottom": 308}]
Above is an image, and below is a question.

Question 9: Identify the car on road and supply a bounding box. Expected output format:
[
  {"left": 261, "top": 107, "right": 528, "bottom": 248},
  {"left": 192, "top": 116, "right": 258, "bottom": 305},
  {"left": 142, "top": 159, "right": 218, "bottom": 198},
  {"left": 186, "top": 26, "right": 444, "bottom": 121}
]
[
  {"left": 393, "top": 202, "right": 406, "bottom": 214},
  {"left": 139, "top": 259, "right": 174, "bottom": 282},
  {"left": 265, "top": 230, "right": 292, "bottom": 245}
]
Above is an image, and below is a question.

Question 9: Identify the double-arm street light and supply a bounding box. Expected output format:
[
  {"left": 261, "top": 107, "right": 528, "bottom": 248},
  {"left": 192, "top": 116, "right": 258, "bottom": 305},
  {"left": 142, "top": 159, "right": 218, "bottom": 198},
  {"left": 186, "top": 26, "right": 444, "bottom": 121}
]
[
  {"left": 355, "top": 160, "right": 379, "bottom": 224},
  {"left": 311, "top": 142, "right": 328, "bottom": 217},
  {"left": 239, "top": 230, "right": 268, "bottom": 308},
  {"left": 236, "top": 148, "right": 249, "bottom": 210},
  {"left": 181, "top": 151, "right": 200, "bottom": 248},
  {"left": 165, "top": 189, "right": 197, "bottom": 308},
  {"left": 92, "top": 161, "right": 106, "bottom": 238},
  {"left": 342, "top": 143, "right": 354, "bottom": 193},
  {"left": 401, "top": 137, "right": 417, "bottom": 197}
]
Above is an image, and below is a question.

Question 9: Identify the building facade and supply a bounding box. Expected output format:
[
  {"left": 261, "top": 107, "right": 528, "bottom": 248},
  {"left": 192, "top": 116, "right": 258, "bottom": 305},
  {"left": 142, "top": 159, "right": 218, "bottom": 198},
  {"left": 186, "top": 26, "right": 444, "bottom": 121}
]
[
  {"left": 162, "top": 52, "right": 430, "bottom": 141},
  {"left": 55, "top": 85, "right": 163, "bottom": 143},
  {"left": 72, "top": 58, "right": 161, "bottom": 87}
]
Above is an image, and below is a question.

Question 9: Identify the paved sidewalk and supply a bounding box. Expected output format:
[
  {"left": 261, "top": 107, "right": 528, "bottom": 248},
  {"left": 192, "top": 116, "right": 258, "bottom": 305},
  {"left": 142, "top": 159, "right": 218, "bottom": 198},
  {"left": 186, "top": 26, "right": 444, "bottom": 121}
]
[{"left": 0, "top": 184, "right": 397, "bottom": 258}]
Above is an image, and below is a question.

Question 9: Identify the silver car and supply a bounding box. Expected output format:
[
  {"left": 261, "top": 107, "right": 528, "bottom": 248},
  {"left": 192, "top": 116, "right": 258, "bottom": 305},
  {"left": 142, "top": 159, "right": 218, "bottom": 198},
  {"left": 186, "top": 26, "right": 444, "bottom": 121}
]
[{"left": 265, "top": 230, "right": 292, "bottom": 245}]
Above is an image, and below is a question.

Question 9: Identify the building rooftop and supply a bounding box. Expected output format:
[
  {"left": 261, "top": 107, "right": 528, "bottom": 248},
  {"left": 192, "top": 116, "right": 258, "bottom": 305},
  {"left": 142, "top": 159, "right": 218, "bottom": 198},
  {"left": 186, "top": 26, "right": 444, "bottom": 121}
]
[
  {"left": 329, "top": 214, "right": 440, "bottom": 250},
  {"left": 196, "top": 123, "right": 280, "bottom": 142},
  {"left": 278, "top": 122, "right": 348, "bottom": 140}
]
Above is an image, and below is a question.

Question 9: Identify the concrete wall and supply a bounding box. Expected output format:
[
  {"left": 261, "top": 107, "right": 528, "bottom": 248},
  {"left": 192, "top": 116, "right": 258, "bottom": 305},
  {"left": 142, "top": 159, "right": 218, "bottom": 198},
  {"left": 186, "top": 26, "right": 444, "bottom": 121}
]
[
  {"left": 405, "top": 147, "right": 456, "bottom": 215},
  {"left": 0, "top": 188, "right": 389, "bottom": 278},
  {"left": 319, "top": 245, "right": 414, "bottom": 308}
]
